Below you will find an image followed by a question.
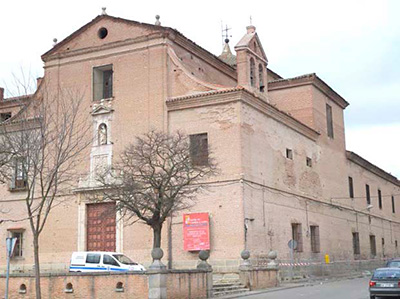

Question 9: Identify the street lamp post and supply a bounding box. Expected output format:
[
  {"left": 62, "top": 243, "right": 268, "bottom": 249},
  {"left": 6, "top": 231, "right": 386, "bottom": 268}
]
[{"left": 5, "top": 237, "right": 17, "bottom": 299}]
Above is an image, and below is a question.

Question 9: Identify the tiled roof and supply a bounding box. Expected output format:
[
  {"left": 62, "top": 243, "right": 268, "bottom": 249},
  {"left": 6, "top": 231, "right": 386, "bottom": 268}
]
[
  {"left": 346, "top": 151, "right": 400, "bottom": 186},
  {"left": 167, "top": 87, "right": 245, "bottom": 103}
]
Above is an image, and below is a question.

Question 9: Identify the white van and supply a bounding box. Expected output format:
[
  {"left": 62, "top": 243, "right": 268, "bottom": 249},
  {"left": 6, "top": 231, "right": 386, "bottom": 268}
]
[{"left": 69, "top": 252, "right": 146, "bottom": 272}]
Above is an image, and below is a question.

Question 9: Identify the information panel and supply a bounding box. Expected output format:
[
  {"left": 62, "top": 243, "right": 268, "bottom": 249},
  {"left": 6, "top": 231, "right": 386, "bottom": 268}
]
[{"left": 183, "top": 213, "right": 210, "bottom": 251}]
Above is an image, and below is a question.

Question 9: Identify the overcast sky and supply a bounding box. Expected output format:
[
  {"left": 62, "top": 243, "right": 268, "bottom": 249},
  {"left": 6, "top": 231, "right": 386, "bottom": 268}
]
[{"left": 1, "top": 0, "right": 399, "bottom": 177}]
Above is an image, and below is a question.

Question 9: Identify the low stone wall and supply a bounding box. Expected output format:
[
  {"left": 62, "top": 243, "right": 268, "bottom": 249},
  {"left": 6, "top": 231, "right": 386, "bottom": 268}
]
[
  {"left": 239, "top": 268, "right": 278, "bottom": 291},
  {"left": 0, "top": 272, "right": 148, "bottom": 299},
  {"left": 0, "top": 269, "right": 211, "bottom": 299},
  {"left": 166, "top": 270, "right": 211, "bottom": 299}
]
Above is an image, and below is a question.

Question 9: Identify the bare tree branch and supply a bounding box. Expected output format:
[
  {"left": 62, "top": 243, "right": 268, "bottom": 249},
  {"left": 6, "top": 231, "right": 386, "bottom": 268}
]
[
  {"left": 95, "top": 130, "right": 217, "bottom": 249},
  {"left": 0, "top": 81, "right": 92, "bottom": 299}
]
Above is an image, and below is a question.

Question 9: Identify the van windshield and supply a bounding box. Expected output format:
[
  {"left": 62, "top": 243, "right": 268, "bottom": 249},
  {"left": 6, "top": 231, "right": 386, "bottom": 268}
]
[{"left": 113, "top": 254, "right": 137, "bottom": 265}]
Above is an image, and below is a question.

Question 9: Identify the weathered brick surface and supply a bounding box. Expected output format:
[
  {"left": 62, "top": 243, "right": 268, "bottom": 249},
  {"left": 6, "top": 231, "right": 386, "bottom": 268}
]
[
  {"left": 0, "top": 15, "right": 399, "bottom": 278},
  {"left": 0, "top": 273, "right": 148, "bottom": 299}
]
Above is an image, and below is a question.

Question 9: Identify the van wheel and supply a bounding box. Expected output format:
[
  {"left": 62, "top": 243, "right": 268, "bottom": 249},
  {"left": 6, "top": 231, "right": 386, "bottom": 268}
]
[{"left": 370, "top": 296, "right": 375, "bottom": 299}]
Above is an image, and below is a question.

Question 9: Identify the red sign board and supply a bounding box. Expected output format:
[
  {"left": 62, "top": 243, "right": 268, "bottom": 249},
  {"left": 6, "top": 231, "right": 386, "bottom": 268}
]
[{"left": 183, "top": 213, "right": 210, "bottom": 251}]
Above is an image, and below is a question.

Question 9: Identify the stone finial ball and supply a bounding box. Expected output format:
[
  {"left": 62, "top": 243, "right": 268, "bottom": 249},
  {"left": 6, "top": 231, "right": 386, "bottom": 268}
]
[
  {"left": 199, "top": 250, "right": 210, "bottom": 261},
  {"left": 268, "top": 250, "right": 277, "bottom": 260},
  {"left": 241, "top": 250, "right": 250, "bottom": 260},
  {"left": 151, "top": 248, "right": 164, "bottom": 260},
  {"left": 155, "top": 15, "right": 160, "bottom": 20}
]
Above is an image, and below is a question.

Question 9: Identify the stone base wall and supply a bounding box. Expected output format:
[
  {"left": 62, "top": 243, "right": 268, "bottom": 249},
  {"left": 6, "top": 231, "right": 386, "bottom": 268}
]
[
  {"left": 0, "top": 270, "right": 211, "bottom": 299},
  {"left": 166, "top": 270, "right": 211, "bottom": 299},
  {"left": 239, "top": 268, "right": 278, "bottom": 291},
  {"left": 0, "top": 272, "right": 148, "bottom": 299}
]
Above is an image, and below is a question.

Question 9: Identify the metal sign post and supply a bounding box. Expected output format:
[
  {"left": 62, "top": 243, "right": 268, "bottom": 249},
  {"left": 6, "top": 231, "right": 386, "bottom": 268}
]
[
  {"left": 5, "top": 237, "right": 17, "bottom": 299},
  {"left": 288, "top": 239, "right": 297, "bottom": 281}
]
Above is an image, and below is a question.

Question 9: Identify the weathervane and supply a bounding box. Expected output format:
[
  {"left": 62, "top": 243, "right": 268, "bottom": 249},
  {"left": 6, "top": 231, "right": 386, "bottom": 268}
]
[{"left": 221, "top": 23, "right": 232, "bottom": 49}]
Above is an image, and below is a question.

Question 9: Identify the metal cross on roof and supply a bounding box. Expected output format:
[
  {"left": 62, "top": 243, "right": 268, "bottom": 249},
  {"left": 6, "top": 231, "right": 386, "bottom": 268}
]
[{"left": 221, "top": 24, "right": 232, "bottom": 48}]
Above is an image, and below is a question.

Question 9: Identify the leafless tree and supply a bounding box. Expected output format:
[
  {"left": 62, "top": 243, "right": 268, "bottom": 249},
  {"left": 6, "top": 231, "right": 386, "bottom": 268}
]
[
  {"left": 0, "top": 85, "right": 91, "bottom": 299},
  {"left": 96, "top": 130, "right": 217, "bottom": 249}
]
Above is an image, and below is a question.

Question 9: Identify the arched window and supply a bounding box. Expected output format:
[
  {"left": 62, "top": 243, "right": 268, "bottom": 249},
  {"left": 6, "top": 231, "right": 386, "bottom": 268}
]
[
  {"left": 250, "top": 58, "right": 255, "bottom": 87},
  {"left": 98, "top": 123, "right": 108, "bottom": 145},
  {"left": 259, "top": 64, "right": 264, "bottom": 92},
  {"left": 116, "top": 282, "right": 124, "bottom": 292},
  {"left": 65, "top": 283, "right": 74, "bottom": 293},
  {"left": 19, "top": 284, "right": 27, "bottom": 294}
]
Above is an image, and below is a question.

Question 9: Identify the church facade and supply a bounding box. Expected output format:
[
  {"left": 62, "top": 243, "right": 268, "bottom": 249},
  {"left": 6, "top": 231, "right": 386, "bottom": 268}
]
[{"left": 0, "top": 13, "right": 399, "bottom": 274}]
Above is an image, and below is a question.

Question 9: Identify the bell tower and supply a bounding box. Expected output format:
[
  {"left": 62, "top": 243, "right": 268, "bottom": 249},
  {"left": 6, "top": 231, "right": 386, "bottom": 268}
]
[{"left": 235, "top": 25, "right": 268, "bottom": 95}]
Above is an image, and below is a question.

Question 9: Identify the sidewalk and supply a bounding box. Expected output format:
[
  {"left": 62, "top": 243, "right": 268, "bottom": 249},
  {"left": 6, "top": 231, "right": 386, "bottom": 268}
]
[{"left": 217, "top": 272, "right": 371, "bottom": 299}]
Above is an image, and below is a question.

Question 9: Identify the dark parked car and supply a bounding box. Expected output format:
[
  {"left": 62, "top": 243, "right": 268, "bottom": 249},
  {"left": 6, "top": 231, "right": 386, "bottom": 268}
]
[
  {"left": 386, "top": 259, "right": 400, "bottom": 268},
  {"left": 370, "top": 268, "right": 400, "bottom": 298}
]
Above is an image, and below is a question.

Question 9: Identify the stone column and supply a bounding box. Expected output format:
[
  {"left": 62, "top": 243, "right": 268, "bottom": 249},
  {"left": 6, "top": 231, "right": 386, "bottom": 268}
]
[
  {"left": 197, "top": 250, "right": 213, "bottom": 298},
  {"left": 267, "top": 250, "right": 278, "bottom": 269},
  {"left": 239, "top": 250, "right": 252, "bottom": 289},
  {"left": 148, "top": 248, "right": 167, "bottom": 299}
]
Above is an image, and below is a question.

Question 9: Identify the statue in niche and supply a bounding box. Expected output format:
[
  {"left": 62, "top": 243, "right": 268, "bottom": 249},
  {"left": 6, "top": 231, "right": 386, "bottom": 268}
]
[{"left": 98, "top": 123, "right": 107, "bottom": 145}]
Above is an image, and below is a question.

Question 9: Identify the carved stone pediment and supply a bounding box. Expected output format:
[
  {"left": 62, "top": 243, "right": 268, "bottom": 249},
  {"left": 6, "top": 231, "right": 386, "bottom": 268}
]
[{"left": 91, "top": 103, "right": 114, "bottom": 116}]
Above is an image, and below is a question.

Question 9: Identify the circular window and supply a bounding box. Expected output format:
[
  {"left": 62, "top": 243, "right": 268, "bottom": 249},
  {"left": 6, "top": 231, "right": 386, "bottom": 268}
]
[{"left": 98, "top": 27, "right": 108, "bottom": 39}]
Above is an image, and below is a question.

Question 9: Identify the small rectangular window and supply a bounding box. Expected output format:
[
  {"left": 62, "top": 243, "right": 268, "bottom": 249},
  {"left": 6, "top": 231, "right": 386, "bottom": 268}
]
[
  {"left": 326, "top": 104, "right": 334, "bottom": 138},
  {"left": 93, "top": 65, "right": 113, "bottom": 101},
  {"left": 286, "top": 148, "right": 293, "bottom": 160},
  {"left": 395, "top": 240, "right": 398, "bottom": 253},
  {"left": 348, "top": 177, "right": 354, "bottom": 199},
  {"left": 370, "top": 235, "right": 376, "bottom": 257},
  {"left": 11, "top": 157, "right": 27, "bottom": 190},
  {"left": 366, "top": 184, "right": 371, "bottom": 205},
  {"left": 382, "top": 237, "right": 385, "bottom": 257},
  {"left": 378, "top": 189, "right": 382, "bottom": 210},
  {"left": 291, "top": 223, "right": 303, "bottom": 252},
  {"left": 310, "top": 225, "right": 320, "bottom": 253},
  {"left": 306, "top": 157, "right": 312, "bottom": 167},
  {"left": 352, "top": 232, "right": 360, "bottom": 255},
  {"left": 190, "top": 133, "right": 208, "bottom": 166},
  {"left": 0, "top": 112, "right": 11, "bottom": 122},
  {"left": 86, "top": 253, "right": 101, "bottom": 264},
  {"left": 392, "top": 196, "right": 396, "bottom": 214},
  {"left": 10, "top": 231, "right": 23, "bottom": 257}
]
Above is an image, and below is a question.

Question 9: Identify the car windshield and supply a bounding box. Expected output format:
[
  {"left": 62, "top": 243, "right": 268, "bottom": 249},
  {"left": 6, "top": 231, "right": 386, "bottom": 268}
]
[
  {"left": 387, "top": 261, "right": 400, "bottom": 268},
  {"left": 373, "top": 269, "right": 400, "bottom": 280},
  {"left": 112, "top": 254, "right": 137, "bottom": 265}
]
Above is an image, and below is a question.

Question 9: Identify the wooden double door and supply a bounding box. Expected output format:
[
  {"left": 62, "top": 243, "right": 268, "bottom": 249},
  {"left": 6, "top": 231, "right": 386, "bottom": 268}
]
[{"left": 86, "top": 202, "right": 116, "bottom": 252}]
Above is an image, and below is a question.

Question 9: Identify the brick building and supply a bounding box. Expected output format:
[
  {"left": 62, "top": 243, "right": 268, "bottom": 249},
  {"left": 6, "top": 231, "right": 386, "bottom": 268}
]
[{"left": 0, "top": 13, "right": 399, "bottom": 274}]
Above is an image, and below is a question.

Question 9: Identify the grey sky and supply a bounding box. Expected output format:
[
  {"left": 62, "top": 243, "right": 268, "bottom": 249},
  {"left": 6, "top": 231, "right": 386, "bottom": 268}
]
[{"left": 1, "top": 0, "right": 399, "bottom": 177}]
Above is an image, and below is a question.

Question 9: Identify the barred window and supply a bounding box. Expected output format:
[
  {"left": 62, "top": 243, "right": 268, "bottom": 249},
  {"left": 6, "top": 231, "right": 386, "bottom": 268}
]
[
  {"left": 310, "top": 225, "right": 320, "bottom": 253},
  {"left": 11, "top": 157, "right": 27, "bottom": 190},
  {"left": 190, "top": 133, "right": 208, "bottom": 166},
  {"left": 291, "top": 223, "right": 303, "bottom": 252},
  {"left": 352, "top": 232, "right": 360, "bottom": 255},
  {"left": 370, "top": 235, "right": 376, "bottom": 257}
]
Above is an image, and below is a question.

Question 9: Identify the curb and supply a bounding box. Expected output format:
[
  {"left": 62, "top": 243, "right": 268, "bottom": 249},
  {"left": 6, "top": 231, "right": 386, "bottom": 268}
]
[{"left": 216, "top": 274, "right": 369, "bottom": 298}]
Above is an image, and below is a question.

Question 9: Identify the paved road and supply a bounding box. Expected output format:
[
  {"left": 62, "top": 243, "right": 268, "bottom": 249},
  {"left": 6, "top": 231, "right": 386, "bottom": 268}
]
[{"left": 238, "top": 277, "right": 371, "bottom": 299}]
